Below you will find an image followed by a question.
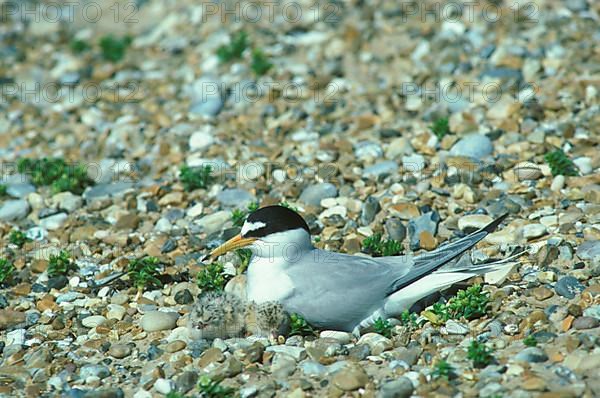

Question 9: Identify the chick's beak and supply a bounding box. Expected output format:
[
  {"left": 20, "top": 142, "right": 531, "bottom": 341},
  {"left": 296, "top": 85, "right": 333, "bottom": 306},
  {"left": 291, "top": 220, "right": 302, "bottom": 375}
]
[{"left": 207, "top": 234, "right": 257, "bottom": 260}]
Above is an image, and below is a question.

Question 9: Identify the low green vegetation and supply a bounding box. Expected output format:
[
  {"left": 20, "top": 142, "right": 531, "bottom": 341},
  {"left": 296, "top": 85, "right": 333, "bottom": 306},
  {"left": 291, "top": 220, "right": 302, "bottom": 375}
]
[
  {"left": 432, "top": 359, "right": 454, "bottom": 379},
  {"left": 251, "top": 49, "right": 272, "bottom": 76},
  {"left": 180, "top": 165, "right": 214, "bottom": 191},
  {"left": 197, "top": 262, "right": 229, "bottom": 292},
  {"left": 523, "top": 335, "right": 537, "bottom": 347},
  {"left": 0, "top": 259, "right": 15, "bottom": 284},
  {"left": 544, "top": 149, "right": 579, "bottom": 176},
  {"left": 362, "top": 233, "right": 403, "bottom": 257},
  {"left": 235, "top": 248, "right": 252, "bottom": 274},
  {"left": 400, "top": 310, "right": 418, "bottom": 327},
  {"left": 47, "top": 250, "right": 77, "bottom": 277},
  {"left": 231, "top": 202, "right": 259, "bottom": 227},
  {"left": 289, "top": 313, "right": 316, "bottom": 336},
  {"left": 0, "top": 184, "right": 6, "bottom": 196},
  {"left": 99, "top": 35, "right": 132, "bottom": 62},
  {"left": 127, "top": 257, "right": 162, "bottom": 291},
  {"left": 70, "top": 39, "right": 90, "bottom": 53},
  {"left": 197, "top": 374, "right": 235, "bottom": 397},
  {"left": 373, "top": 317, "right": 393, "bottom": 338},
  {"left": 217, "top": 31, "right": 273, "bottom": 77},
  {"left": 217, "top": 31, "right": 248, "bottom": 63},
  {"left": 467, "top": 341, "right": 495, "bottom": 368},
  {"left": 430, "top": 117, "right": 450, "bottom": 140},
  {"left": 8, "top": 230, "right": 30, "bottom": 248},
  {"left": 17, "top": 157, "right": 92, "bottom": 194},
  {"left": 278, "top": 201, "right": 297, "bottom": 211},
  {"left": 431, "top": 284, "right": 490, "bottom": 322}
]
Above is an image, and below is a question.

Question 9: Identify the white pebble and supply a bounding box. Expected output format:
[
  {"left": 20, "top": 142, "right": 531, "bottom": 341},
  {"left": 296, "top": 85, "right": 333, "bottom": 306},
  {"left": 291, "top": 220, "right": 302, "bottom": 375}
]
[
  {"left": 153, "top": 378, "right": 174, "bottom": 395},
  {"left": 106, "top": 304, "right": 126, "bottom": 321},
  {"left": 522, "top": 224, "right": 547, "bottom": 240},
  {"left": 81, "top": 315, "right": 107, "bottom": 328},
  {"left": 573, "top": 157, "right": 592, "bottom": 174},
  {"left": 551, "top": 175, "right": 565, "bottom": 191}
]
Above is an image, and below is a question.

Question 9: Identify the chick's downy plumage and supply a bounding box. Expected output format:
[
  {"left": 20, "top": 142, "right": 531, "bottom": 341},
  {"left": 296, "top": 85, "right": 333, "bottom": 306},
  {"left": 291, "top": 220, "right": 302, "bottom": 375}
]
[
  {"left": 189, "top": 291, "right": 246, "bottom": 339},
  {"left": 246, "top": 301, "right": 291, "bottom": 339}
]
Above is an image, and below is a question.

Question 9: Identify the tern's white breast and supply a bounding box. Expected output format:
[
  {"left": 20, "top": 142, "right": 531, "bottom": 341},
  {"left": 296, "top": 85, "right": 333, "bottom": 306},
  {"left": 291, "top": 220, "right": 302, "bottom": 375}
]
[{"left": 246, "top": 257, "right": 295, "bottom": 303}]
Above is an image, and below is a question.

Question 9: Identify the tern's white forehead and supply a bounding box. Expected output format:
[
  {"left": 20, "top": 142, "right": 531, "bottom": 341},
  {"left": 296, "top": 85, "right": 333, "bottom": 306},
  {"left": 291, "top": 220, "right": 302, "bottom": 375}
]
[{"left": 241, "top": 221, "right": 266, "bottom": 236}]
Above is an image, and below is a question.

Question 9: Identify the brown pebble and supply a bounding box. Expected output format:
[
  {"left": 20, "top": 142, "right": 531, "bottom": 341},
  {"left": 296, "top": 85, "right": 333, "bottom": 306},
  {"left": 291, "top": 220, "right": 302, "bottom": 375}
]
[
  {"left": 419, "top": 231, "right": 437, "bottom": 250},
  {"left": 567, "top": 304, "right": 582, "bottom": 317},
  {"left": 108, "top": 343, "right": 132, "bottom": 359},
  {"left": 51, "top": 318, "right": 65, "bottom": 330},
  {"left": 165, "top": 340, "right": 187, "bottom": 353},
  {"left": 573, "top": 316, "right": 600, "bottom": 330},
  {"left": 197, "top": 347, "right": 224, "bottom": 368},
  {"left": 532, "top": 287, "right": 554, "bottom": 301}
]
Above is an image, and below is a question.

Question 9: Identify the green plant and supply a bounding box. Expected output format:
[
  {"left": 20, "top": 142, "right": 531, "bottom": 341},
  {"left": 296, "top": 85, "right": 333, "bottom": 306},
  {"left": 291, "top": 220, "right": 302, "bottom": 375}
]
[
  {"left": 289, "top": 313, "right": 316, "bottom": 336},
  {"left": 523, "top": 335, "right": 537, "bottom": 347},
  {"left": 432, "top": 284, "right": 490, "bottom": 321},
  {"left": 165, "top": 392, "right": 184, "bottom": 398},
  {"left": 99, "top": 35, "right": 132, "bottom": 62},
  {"left": 17, "top": 158, "right": 92, "bottom": 194},
  {"left": 231, "top": 202, "right": 259, "bottom": 227},
  {"left": 70, "top": 39, "right": 90, "bottom": 53},
  {"left": 127, "top": 257, "right": 162, "bottom": 291},
  {"left": 47, "top": 250, "right": 77, "bottom": 277},
  {"left": 362, "top": 233, "right": 403, "bottom": 257},
  {"left": 217, "top": 31, "right": 248, "bottom": 63},
  {"left": 432, "top": 359, "right": 454, "bottom": 379},
  {"left": 373, "top": 317, "right": 393, "bottom": 338},
  {"left": 250, "top": 48, "right": 272, "bottom": 76},
  {"left": 197, "top": 262, "right": 229, "bottom": 292},
  {"left": 197, "top": 374, "right": 235, "bottom": 397},
  {"left": 235, "top": 248, "right": 252, "bottom": 274},
  {"left": 180, "top": 165, "right": 214, "bottom": 191},
  {"left": 544, "top": 149, "right": 579, "bottom": 177},
  {"left": 0, "top": 184, "right": 6, "bottom": 196},
  {"left": 0, "top": 259, "right": 15, "bottom": 284},
  {"left": 400, "top": 310, "right": 418, "bottom": 327},
  {"left": 8, "top": 230, "right": 30, "bottom": 248},
  {"left": 430, "top": 117, "right": 450, "bottom": 140},
  {"left": 278, "top": 201, "right": 297, "bottom": 211},
  {"left": 467, "top": 341, "right": 495, "bottom": 368},
  {"left": 446, "top": 284, "right": 490, "bottom": 320}
]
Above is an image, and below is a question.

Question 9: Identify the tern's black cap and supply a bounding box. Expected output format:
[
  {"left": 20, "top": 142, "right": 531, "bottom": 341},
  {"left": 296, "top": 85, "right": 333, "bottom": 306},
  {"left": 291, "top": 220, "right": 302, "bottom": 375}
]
[{"left": 242, "top": 205, "right": 310, "bottom": 238}]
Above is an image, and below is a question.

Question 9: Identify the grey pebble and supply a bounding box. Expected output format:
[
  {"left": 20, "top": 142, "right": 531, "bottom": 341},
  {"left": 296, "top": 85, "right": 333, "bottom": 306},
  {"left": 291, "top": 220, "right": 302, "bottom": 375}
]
[
  {"left": 515, "top": 347, "right": 548, "bottom": 363},
  {"left": 450, "top": 134, "right": 493, "bottom": 159},
  {"left": 299, "top": 183, "right": 337, "bottom": 206},
  {"left": 555, "top": 276, "right": 585, "bottom": 299},
  {"left": 377, "top": 376, "right": 414, "bottom": 398},
  {"left": 0, "top": 199, "right": 30, "bottom": 221}
]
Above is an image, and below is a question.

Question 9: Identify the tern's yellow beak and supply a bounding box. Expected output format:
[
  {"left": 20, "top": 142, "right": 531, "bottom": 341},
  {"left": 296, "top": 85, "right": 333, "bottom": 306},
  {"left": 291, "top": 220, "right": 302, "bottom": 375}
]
[{"left": 207, "top": 234, "right": 257, "bottom": 259}]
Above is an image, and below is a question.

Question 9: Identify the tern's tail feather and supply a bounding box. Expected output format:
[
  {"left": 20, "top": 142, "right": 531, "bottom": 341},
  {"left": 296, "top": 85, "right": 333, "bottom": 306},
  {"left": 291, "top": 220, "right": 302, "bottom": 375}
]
[{"left": 387, "top": 213, "right": 509, "bottom": 295}]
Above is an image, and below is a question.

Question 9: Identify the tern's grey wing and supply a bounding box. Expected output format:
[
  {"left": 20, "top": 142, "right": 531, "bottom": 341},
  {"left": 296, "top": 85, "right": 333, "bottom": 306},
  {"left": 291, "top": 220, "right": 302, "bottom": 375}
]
[
  {"left": 387, "top": 213, "right": 508, "bottom": 294},
  {"left": 283, "top": 249, "right": 411, "bottom": 331}
]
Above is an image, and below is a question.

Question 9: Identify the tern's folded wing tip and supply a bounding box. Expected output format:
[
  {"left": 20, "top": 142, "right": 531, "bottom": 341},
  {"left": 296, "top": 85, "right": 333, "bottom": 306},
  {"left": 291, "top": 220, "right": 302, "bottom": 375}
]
[{"left": 482, "top": 213, "right": 509, "bottom": 234}]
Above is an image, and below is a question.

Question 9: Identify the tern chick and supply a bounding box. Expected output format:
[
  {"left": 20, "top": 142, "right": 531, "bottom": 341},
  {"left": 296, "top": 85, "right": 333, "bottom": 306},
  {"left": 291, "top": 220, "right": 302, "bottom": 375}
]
[
  {"left": 246, "top": 301, "right": 291, "bottom": 341},
  {"left": 189, "top": 291, "right": 246, "bottom": 339}
]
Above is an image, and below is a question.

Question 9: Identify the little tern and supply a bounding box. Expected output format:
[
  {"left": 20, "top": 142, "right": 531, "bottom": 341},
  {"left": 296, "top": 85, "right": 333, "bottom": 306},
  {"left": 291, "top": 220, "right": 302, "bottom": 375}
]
[{"left": 206, "top": 205, "right": 513, "bottom": 335}]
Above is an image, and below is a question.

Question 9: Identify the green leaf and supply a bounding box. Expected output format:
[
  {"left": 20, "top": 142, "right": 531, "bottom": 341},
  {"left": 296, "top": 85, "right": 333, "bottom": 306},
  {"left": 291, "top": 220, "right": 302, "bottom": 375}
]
[
  {"left": 430, "top": 117, "right": 450, "bottom": 140},
  {"left": 0, "top": 259, "right": 15, "bottom": 284},
  {"left": 180, "top": 165, "right": 214, "bottom": 191},
  {"left": 48, "top": 250, "right": 77, "bottom": 277},
  {"left": 544, "top": 149, "right": 579, "bottom": 177},
  {"left": 127, "top": 257, "right": 162, "bottom": 291}
]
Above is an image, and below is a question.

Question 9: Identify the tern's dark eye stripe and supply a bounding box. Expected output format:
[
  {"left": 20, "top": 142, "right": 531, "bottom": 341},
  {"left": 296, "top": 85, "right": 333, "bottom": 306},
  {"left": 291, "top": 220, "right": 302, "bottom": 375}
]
[{"left": 242, "top": 205, "right": 310, "bottom": 238}]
